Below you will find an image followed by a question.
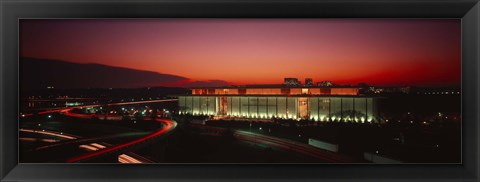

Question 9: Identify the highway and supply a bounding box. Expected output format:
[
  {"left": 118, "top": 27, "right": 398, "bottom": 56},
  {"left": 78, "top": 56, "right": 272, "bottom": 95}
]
[
  {"left": 22, "top": 99, "right": 351, "bottom": 163},
  {"left": 21, "top": 99, "right": 178, "bottom": 163},
  {"left": 66, "top": 118, "right": 176, "bottom": 163},
  {"left": 32, "top": 131, "right": 150, "bottom": 151},
  {"left": 234, "top": 131, "right": 355, "bottom": 163},
  {"left": 188, "top": 124, "right": 355, "bottom": 162}
]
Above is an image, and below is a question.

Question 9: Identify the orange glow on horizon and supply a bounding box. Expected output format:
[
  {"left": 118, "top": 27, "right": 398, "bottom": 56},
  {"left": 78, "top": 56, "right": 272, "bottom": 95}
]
[{"left": 20, "top": 19, "right": 461, "bottom": 87}]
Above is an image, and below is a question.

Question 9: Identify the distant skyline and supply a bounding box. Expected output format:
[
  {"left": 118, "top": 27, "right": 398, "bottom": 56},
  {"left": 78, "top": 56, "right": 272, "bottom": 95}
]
[{"left": 20, "top": 19, "right": 461, "bottom": 87}]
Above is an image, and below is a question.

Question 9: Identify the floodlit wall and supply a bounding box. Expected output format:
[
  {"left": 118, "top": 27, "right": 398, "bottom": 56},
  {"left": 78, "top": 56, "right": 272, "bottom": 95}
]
[
  {"left": 318, "top": 98, "right": 330, "bottom": 121},
  {"left": 258, "top": 97, "right": 268, "bottom": 117},
  {"left": 231, "top": 97, "right": 240, "bottom": 115},
  {"left": 178, "top": 96, "right": 217, "bottom": 115},
  {"left": 309, "top": 98, "right": 319, "bottom": 120},
  {"left": 248, "top": 97, "right": 258, "bottom": 117},
  {"left": 192, "top": 96, "right": 200, "bottom": 114},
  {"left": 305, "top": 97, "right": 376, "bottom": 123},
  {"left": 185, "top": 96, "right": 193, "bottom": 113},
  {"left": 287, "top": 97, "right": 297, "bottom": 119},
  {"left": 179, "top": 96, "right": 378, "bottom": 122},
  {"left": 267, "top": 97, "right": 277, "bottom": 117},
  {"left": 277, "top": 97, "right": 287, "bottom": 118},
  {"left": 178, "top": 96, "right": 186, "bottom": 111},
  {"left": 330, "top": 98, "right": 342, "bottom": 121},
  {"left": 367, "top": 98, "right": 376, "bottom": 122},
  {"left": 240, "top": 97, "right": 249, "bottom": 116}
]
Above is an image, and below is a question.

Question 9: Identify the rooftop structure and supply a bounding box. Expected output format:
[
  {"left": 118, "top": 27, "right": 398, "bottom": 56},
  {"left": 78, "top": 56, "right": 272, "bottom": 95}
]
[
  {"left": 284, "top": 78, "right": 301, "bottom": 86},
  {"left": 317, "top": 81, "right": 334, "bottom": 87},
  {"left": 305, "top": 78, "right": 314, "bottom": 87},
  {"left": 191, "top": 87, "right": 359, "bottom": 96}
]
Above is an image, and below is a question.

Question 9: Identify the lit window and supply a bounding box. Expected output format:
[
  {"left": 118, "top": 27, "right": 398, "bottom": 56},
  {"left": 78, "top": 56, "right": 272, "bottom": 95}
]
[{"left": 302, "top": 88, "right": 309, "bottom": 94}]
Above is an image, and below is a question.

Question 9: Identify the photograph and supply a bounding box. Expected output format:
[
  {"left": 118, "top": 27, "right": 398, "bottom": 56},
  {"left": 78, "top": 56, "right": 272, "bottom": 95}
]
[{"left": 19, "top": 19, "right": 461, "bottom": 164}]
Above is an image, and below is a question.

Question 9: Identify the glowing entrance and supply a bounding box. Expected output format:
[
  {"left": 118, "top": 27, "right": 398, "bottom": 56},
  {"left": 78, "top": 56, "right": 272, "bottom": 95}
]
[
  {"left": 298, "top": 97, "right": 309, "bottom": 119},
  {"left": 218, "top": 96, "right": 228, "bottom": 115}
]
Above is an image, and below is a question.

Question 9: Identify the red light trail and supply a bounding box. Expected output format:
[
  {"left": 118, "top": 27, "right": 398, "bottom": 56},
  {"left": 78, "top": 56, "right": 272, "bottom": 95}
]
[{"left": 66, "top": 118, "right": 176, "bottom": 163}]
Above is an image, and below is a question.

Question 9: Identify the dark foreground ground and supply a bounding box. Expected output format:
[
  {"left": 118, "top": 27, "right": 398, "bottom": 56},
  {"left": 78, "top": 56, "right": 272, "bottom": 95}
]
[{"left": 20, "top": 114, "right": 326, "bottom": 163}]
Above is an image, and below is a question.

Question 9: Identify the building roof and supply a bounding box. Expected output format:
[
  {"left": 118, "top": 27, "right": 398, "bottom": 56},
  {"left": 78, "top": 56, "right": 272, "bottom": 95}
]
[
  {"left": 189, "top": 85, "right": 361, "bottom": 89},
  {"left": 177, "top": 94, "right": 378, "bottom": 98}
]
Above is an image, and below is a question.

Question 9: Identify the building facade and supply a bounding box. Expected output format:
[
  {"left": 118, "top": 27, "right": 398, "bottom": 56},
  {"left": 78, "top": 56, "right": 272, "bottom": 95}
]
[{"left": 178, "top": 87, "right": 378, "bottom": 123}]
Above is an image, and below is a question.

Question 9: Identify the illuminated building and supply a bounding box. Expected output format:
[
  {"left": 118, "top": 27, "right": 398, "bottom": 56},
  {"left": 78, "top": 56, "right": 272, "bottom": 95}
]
[{"left": 178, "top": 86, "right": 379, "bottom": 123}]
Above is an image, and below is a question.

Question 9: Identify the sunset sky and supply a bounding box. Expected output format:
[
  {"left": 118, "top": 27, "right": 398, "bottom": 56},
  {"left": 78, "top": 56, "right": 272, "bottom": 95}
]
[{"left": 20, "top": 19, "right": 461, "bottom": 87}]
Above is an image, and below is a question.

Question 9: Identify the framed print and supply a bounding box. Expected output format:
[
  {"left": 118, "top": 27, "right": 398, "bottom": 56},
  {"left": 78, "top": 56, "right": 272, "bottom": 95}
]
[{"left": 1, "top": 0, "right": 479, "bottom": 181}]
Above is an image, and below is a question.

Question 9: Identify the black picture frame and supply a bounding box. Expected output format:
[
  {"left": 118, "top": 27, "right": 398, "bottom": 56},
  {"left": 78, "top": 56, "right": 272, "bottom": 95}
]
[{"left": 1, "top": 0, "right": 479, "bottom": 181}]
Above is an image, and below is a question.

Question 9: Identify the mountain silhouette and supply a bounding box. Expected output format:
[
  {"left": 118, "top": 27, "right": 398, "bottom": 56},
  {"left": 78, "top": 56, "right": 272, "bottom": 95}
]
[{"left": 20, "top": 57, "right": 190, "bottom": 89}]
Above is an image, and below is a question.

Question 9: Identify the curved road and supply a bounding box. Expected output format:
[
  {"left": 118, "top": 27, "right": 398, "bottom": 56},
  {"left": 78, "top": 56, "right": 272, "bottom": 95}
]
[
  {"left": 189, "top": 124, "right": 356, "bottom": 162},
  {"left": 22, "top": 99, "right": 352, "bottom": 163},
  {"left": 234, "top": 131, "right": 354, "bottom": 163},
  {"left": 21, "top": 99, "right": 178, "bottom": 163},
  {"left": 66, "top": 118, "right": 176, "bottom": 163}
]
